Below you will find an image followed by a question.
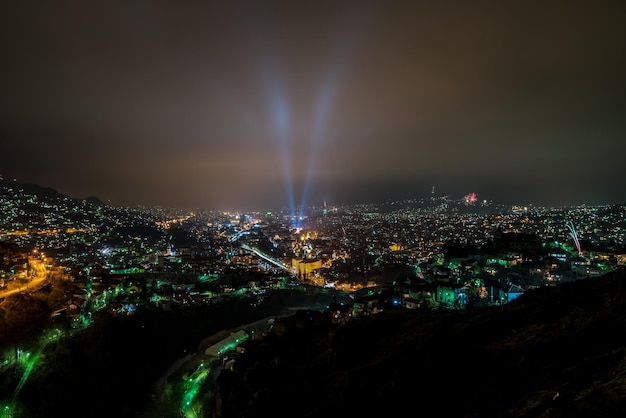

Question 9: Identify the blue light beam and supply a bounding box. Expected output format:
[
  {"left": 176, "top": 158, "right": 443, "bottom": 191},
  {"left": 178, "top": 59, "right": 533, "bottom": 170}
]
[
  {"left": 297, "top": 15, "right": 371, "bottom": 225},
  {"left": 264, "top": 69, "right": 297, "bottom": 226}
]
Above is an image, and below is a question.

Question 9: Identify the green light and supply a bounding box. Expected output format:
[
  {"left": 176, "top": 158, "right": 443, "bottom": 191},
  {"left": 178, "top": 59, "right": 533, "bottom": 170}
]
[{"left": 10, "top": 346, "right": 42, "bottom": 409}]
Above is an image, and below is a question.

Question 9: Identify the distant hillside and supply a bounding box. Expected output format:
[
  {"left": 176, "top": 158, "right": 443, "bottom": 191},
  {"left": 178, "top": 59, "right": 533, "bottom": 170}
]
[
  {"left": 0, "top": 180, "right": 65, "bottom": 199},
  {"left": 0, "top": 180, "right": 104, "bottom": 205},
  {"left": 214, "top": 269, "right": 626, "bottom": 418},
  {"left": 82, "top": 195, "right": 105, "bottom": 206}
]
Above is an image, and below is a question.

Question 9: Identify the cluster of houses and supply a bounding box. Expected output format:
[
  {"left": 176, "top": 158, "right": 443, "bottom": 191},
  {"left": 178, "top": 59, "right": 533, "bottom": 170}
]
[{"left": 323, "top": 231, "right": 625, "bottom": 320}]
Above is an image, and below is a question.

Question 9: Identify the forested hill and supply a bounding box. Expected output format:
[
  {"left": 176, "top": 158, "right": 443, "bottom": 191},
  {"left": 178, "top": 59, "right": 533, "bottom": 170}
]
[{"left": 214, "top": 268, "right": 626, "bottom": 418}]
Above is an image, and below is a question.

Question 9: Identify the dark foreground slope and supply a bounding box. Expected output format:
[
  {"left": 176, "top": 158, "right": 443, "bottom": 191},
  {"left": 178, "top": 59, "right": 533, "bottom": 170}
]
[
  {"left": 0, "top": 288, "right": 339, "bottom": 418},
  {"left": 214, "top": 269, "right": 626, "bottom": 418}
]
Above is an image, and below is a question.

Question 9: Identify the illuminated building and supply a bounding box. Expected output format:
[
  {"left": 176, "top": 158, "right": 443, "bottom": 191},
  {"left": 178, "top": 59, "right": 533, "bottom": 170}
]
[
  {"left": 205, "top": 330, "right": 249, "bottom": 357},
  {"left": 291, "top": 258, "right": 322, "bottom": 278}
]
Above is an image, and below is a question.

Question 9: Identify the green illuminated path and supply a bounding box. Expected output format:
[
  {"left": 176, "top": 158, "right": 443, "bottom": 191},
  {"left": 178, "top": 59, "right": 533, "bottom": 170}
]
[
  {"left": 181, "top": 362, "right": 213, "bottom": 418},
  {"left": 141, "top": 293, "right": 342, "bottom": 418},
  {"left": 0, "top": 346, "right": 43, "bottom": 418},
  {"left": 171, "top": 317, "right": 273, "bottom": 418}
]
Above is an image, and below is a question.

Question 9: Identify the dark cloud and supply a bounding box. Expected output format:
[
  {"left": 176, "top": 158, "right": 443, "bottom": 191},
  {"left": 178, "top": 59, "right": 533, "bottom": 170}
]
[{"left": 1, "top": 0, "right": 625, "bottom": 210}]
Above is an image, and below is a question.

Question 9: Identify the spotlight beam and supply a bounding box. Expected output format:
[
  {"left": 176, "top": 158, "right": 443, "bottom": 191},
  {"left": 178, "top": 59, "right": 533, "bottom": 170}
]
[{"left": 297, "top": 19, "right": 370, "bottom": 225}]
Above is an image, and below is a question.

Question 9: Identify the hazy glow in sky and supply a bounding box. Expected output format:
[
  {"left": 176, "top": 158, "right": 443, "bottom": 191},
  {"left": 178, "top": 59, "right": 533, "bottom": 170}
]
[{"left": 1, "top": 0, "right": 625, "bottom": 210}]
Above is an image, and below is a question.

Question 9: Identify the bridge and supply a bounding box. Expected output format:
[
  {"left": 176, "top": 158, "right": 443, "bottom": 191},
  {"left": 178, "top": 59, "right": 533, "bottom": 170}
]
[
  {"left": 230, "top": 229, "right": 251, "bottom": 242},
  {"left": 240, "top": 244, "right": 295, "bottom": 276}
]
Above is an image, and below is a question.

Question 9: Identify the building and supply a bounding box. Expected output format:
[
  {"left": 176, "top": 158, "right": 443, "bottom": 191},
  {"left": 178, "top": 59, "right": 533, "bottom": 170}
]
[{"left": 205, "top": 330, "right": 249, "bottom": 358}]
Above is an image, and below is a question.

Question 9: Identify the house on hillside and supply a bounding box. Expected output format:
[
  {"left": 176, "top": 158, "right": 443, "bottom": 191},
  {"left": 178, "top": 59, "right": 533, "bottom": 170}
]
[
  {"left": 448, "top": 258, "right": 480, "bottom": 282},
  {"left": 399, "top": 279, "right": 438, "bottom": 310},
  {"left": 352, "top": 293, "right": 382, "bottom": 317},
  {"left": 435, "top": 281, "right": 464, "bottom": 309},
  {"left": 548, "top": 248, "right": 570, "bottom": 264},
  {"left": 483, "top": 278, "right": 525, "bottom": 305},
  {"left": 506, "top": 283, "right": 525, "bottom": 302}
]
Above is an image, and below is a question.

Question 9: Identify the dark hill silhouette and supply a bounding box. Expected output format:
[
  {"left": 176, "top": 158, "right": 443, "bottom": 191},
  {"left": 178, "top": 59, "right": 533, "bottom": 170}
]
[
  {"left": 0, "top": 180, "right": 65, "bottom": 199},
  {"left": 215, "top": 269, "right": 626, "bottom": 418},
  {"left": 83, "top": 195, "right": 105, "bottom": 206},
  {"left": 0, "top": 180, "right": 105, "bottom": 206}
]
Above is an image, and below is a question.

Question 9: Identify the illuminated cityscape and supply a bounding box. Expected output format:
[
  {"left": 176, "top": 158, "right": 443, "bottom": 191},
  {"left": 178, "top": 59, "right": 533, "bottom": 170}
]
[
  {"left": 1, "top": 1, "right": 625, "bottom": 417},
  {"left": 0, "top": 179, "right": 625, "bottom": 416}
]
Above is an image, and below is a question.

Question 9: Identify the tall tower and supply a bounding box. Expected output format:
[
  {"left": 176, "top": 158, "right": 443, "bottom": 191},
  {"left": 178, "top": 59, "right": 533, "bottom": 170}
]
[{"left": 431, "top": 185, "right": 435, "bottom": 203}]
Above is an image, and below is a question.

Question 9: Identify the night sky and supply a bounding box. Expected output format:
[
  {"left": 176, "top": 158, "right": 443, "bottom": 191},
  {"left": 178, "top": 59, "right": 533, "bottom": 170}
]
[{"left": 1, "top": 0, "right": 625, "bottom": 211}]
